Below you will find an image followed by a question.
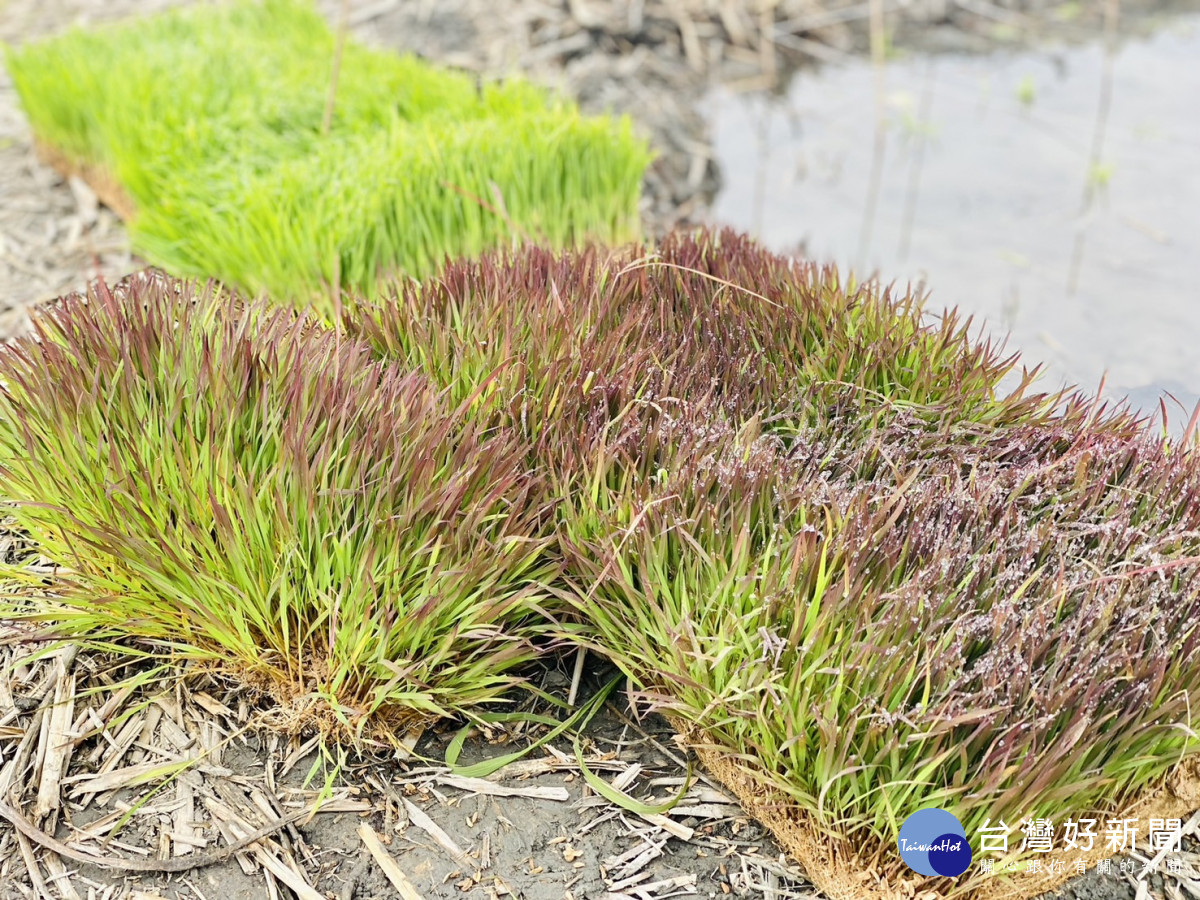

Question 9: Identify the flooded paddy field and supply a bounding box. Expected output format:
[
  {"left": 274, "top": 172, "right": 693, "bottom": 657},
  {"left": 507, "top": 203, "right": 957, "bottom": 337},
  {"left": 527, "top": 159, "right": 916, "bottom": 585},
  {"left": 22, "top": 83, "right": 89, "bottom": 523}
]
[{"left": 705, "top": 8, "right": 1200, "bottom": 424}]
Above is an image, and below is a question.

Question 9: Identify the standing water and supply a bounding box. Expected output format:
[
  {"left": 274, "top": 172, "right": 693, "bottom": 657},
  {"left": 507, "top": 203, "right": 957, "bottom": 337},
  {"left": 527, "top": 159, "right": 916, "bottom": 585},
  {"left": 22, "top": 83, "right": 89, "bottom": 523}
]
[{"left": 704, "top": 13, "right": 1200, "bottom": 425}]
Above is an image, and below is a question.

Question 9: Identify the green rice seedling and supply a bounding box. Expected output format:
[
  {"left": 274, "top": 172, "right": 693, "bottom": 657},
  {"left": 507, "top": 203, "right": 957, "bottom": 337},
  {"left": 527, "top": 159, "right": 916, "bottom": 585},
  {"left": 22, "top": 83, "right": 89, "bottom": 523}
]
[
  {"left": 0, "top": 273, "right": 559, "bottom": 742},
  {"left": 5, "top": 0, "right": 650, "bottom": 310}
]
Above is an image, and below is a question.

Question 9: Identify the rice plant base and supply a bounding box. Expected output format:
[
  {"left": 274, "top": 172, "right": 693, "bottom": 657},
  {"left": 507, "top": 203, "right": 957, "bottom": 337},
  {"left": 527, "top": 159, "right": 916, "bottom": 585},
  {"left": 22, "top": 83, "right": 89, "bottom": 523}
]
[
  {"left": 33, "top": 138, "right": 134, "bottom": 221},
  {"left": 676, "top": 717, "right": 1200, "bottom": 900}
]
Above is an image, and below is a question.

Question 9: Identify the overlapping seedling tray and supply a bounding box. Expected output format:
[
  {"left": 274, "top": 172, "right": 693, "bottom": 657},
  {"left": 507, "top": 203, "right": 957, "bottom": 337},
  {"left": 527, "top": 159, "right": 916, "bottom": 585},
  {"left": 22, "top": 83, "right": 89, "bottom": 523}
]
[{"left": 4, "top": 0, "right": 650, "bottom": 311}]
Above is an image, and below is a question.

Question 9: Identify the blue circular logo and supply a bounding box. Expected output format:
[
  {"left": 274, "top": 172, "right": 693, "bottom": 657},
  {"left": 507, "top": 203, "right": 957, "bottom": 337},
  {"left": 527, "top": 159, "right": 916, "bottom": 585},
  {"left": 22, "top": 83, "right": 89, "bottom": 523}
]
[{"left": 898, "top": 809, "right": 972, "bottom": 877}]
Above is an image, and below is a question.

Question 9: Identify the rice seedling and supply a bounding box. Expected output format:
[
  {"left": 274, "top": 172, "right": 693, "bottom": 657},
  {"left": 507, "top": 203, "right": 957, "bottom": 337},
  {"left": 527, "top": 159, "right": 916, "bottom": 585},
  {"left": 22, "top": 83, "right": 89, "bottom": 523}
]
[
  {"left": 559, "top": 401, "right": 1200, "bottom": 896},
  {"left": 0, "top": 273, "right": 559, "bottom": 742},
  {"left": 4, "top": 0, "right": 650, "bottom": 309},
  {"left": 347, "top": 228, "right": 1086, "bottom": 494},
  {"left": 3, "top": 229, "right": 1194, "bottom": 899}
]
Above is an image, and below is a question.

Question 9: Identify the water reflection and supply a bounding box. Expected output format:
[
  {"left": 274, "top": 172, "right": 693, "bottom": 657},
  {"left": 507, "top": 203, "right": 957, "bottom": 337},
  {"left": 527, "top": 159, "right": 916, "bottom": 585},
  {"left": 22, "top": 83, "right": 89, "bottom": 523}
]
[{"left": 704, "top": 13, "right": 1200, "bottom": 427}]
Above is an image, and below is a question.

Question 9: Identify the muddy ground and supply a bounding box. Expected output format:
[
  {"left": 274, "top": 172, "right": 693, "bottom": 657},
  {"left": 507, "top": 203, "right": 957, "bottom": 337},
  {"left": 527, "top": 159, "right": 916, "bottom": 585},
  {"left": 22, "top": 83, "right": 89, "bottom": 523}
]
[
  {"left": 0, "top": 651, "right": 822, "bottom": 900},
  {"left": 1, "top": 646, "right": 1195, "bottom": 900},
  {"left": 2, "top": 2, "right": 1200, "bottom": 899}
]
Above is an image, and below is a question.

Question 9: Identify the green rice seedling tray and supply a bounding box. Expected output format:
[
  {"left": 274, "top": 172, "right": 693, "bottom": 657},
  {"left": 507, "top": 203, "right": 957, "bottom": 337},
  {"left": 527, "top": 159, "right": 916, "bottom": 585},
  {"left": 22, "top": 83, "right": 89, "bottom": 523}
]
[{"left": 4, "top": 0, "right": 650, "bottom": 310}]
